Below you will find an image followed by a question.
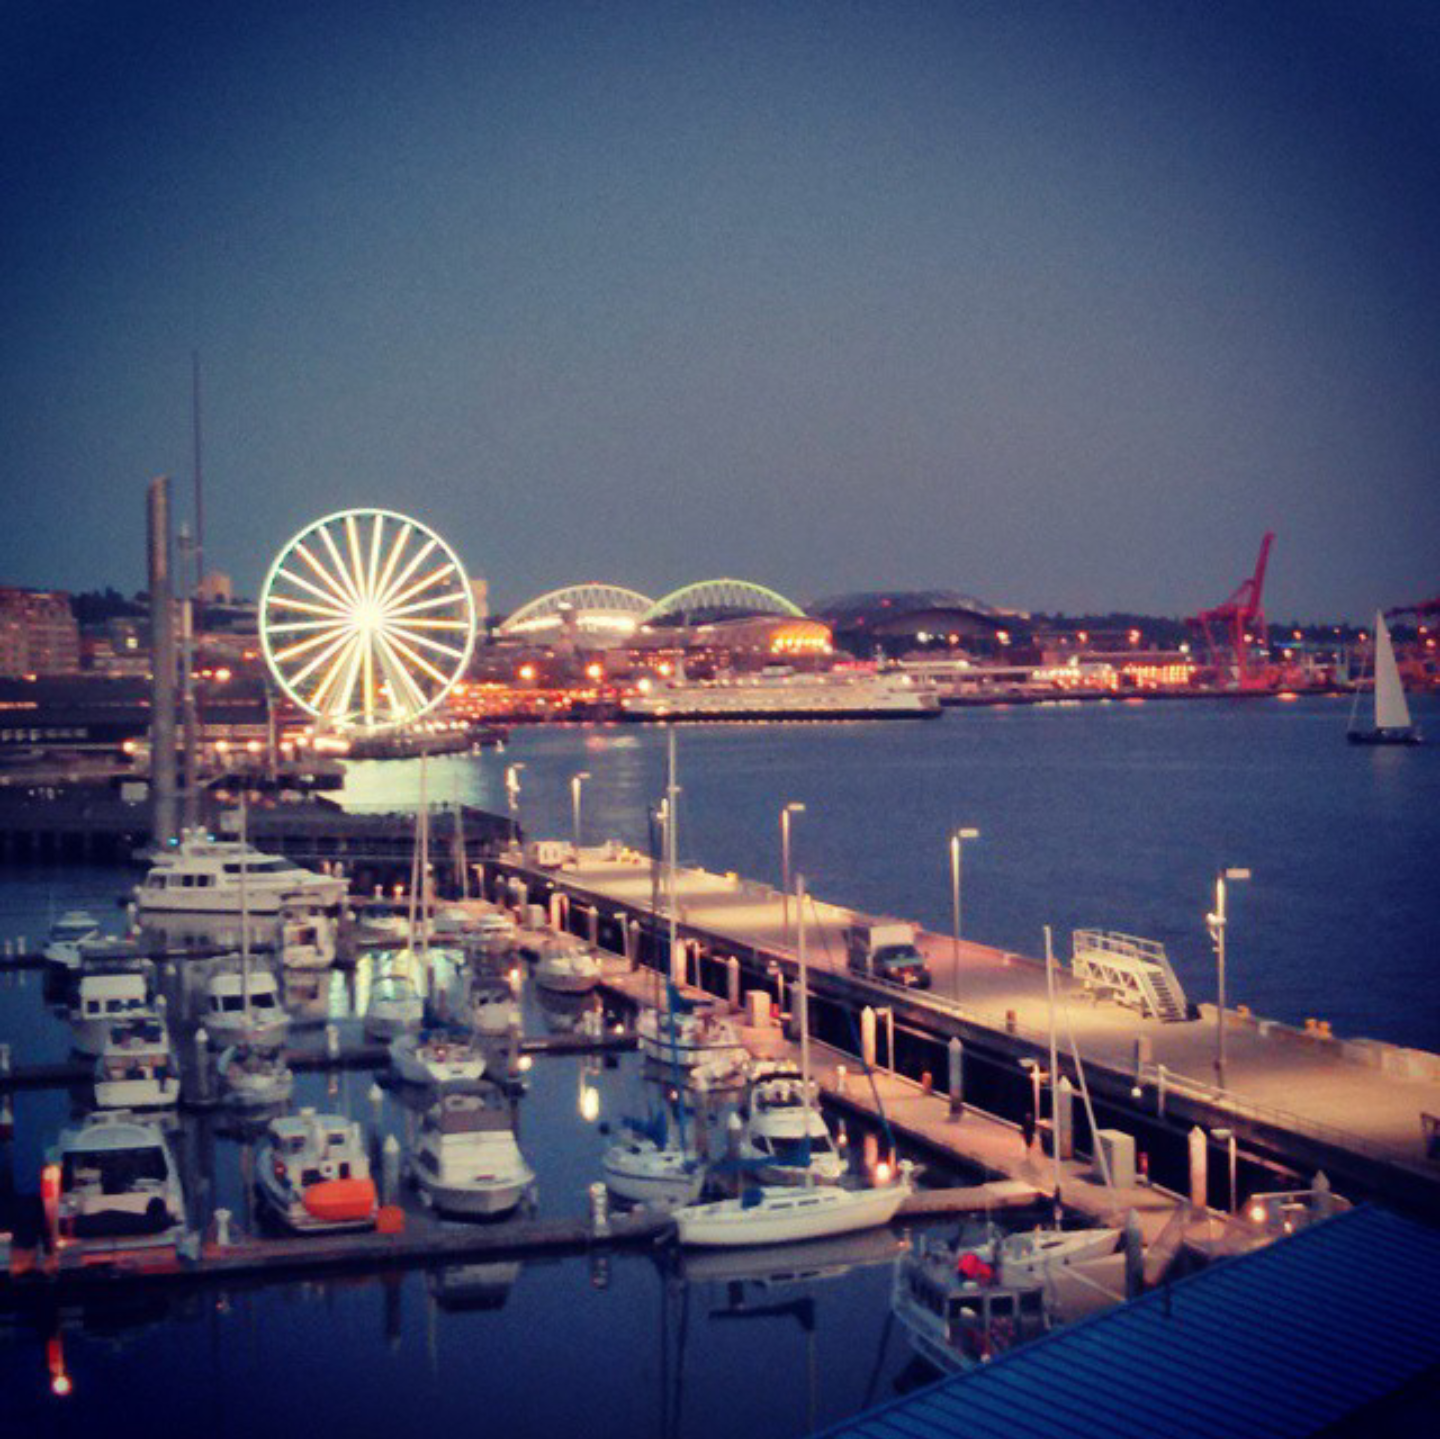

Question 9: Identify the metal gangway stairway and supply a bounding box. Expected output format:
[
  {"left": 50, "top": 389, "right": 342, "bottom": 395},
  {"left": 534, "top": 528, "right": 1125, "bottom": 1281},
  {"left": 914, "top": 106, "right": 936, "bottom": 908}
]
[{"left": 1071, "top": 929, "right": 1191, "bottom": 1022}]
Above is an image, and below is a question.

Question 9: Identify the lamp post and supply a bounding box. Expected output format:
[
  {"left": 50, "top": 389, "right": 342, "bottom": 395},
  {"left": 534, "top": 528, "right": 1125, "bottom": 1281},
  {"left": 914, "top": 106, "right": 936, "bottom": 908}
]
[
  {"left": 949, "top": 828, "right": 980, "bottom": 1001},
  {"left": 780, "top": 802, "right": 805, "bottom": 944},
  {"left": 505, "top": 762, "right": 524, "bottom": 842},
  {"left": 570, "top": 770, "right": 591, "bottom": 854},
  {"left": 1206, "top": 867, "right": 1251, "bottom": 1091}
]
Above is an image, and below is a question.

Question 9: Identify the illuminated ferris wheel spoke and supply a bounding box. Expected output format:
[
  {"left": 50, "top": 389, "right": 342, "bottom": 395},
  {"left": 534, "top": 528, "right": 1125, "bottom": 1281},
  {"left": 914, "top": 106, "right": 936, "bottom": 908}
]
[
  {"left": 316, "top": 527, "right": 365, "bottom": 608},
  {"left": 293, "top": 540, "right": 358, "bottom": 611},
  {"left": 272, "top": 568, "right": 353, "bottom": 616},
  {"left": 374, "top": 539, "right": 440, "bottom": 615},
  {"left": 260, "top": 508, "right": 475, "bottom": 734}
]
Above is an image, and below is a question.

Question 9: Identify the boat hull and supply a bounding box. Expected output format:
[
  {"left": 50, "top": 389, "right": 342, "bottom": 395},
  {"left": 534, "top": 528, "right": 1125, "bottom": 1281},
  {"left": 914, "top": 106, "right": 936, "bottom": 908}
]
[
  {"left": 416, "top": 1173, "right": 532, "bottom": 1218},
  {"left": 675, "top": 1181, "right": 909, "bottom": 1248}
]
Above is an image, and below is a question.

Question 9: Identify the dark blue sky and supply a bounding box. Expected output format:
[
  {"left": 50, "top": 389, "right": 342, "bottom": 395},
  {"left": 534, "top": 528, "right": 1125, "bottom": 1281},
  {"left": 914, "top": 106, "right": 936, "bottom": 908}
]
[{"left": 2, "top": 1, "right": 1436, "bottom": 620}]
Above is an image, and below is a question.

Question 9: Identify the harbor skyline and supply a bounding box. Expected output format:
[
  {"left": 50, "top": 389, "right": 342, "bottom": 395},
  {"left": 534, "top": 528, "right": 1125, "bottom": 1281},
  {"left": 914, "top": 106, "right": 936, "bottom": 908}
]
[{"left": 2, "top": 1, "right": 1438, "bottom": 622}]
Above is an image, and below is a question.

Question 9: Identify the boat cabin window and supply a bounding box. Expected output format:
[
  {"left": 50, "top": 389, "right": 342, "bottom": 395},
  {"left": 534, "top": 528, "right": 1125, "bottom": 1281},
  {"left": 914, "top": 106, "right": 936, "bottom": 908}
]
[
  {"left": 62, "top": 1145, "right": 168, "bottom": 1193},
  {"left": 417, "top": 1149, "right": 440, "bottom": 1175}
]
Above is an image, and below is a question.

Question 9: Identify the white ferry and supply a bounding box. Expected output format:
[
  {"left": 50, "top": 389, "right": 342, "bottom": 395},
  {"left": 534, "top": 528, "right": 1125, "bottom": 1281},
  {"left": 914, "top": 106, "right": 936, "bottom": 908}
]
[
  {"left": 134, "top": 828, "right": 347, "bottom": 917},
  {"left": 618, "top": 669, "right": 942, "bottom": 723}
]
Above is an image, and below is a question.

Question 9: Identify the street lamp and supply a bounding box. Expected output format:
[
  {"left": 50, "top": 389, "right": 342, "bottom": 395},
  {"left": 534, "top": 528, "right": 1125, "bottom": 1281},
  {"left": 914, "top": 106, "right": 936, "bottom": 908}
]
[
  {"left": 505, "top": 762, "right": 525, "bottom": 842},
  {"left": 1206, "top": 866, "right": 1251, "bottom": 1091},
  {"left": 949, "top": 828, "right": 980, "bottom": 1001},
  {"left": 780, "top": 802, "right": 806, "bottom": 944},
  {"left": 571, "top": 770, "right": 591, "bottom": 854}
]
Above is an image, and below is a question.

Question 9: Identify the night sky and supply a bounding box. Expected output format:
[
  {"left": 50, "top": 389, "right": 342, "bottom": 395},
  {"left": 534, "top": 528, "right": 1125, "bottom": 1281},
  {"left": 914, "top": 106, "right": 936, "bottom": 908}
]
[{"left": 2, "top": 1, "right": 1437, "bottom": 621}]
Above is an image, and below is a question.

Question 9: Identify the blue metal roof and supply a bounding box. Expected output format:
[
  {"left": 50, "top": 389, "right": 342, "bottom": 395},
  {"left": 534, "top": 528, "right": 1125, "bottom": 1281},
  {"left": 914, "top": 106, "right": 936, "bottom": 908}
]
[{"left": 822, "top": 1206, "right": 1440, "bottom": 1439}]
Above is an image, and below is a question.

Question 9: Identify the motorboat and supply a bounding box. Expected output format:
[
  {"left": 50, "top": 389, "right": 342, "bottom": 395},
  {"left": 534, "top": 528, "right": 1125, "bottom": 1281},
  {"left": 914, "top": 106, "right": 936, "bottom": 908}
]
[
  {"left": 42, "top": 911, "right": 103, "bottom": 970},
  {"left": 52, "top": 1114, "right": 187, "bottom": 1245},
  {"left": 637, "top": 1003, "right": 748, "bottom": 1072},
  {"left": 134, "top": 827, "right": 347, "bottom": 916},
  {"left": 533, "top": 938, "right": 602, "bottom": 995},
  {"left": 893, "top": 1229, "right": 1053, "bottom": 1374},
  {"left": 409, "top": 1088, "right": 536, "bottom": 1218},
  {"left": 601, "top": 1113, "right": 705, "bottom": 1207},
  {"left": 673, "top": 1169, "right": 913, "bottom": 1248},
  {"left": 217, "top": 1044, "right": 295, "bottom": 1109},
  {"left": 739, "top": 1062, "right": 845, "bottom": 1186},
  {"left": 949, "top": 1221, "right": 1122, "bottom": 1282},
  {"left": 460, "top": 909, "right": 518, "bottom": 962},
  {"left": 451, "top": 971, "right": 521, "bottom": 1037},
  {"left": 202, "top": 964, "right": 291, "bottom": 1051},
  {"left": 364, "top": 971, "right": 426, "bottom": 1038},
  {"left": 390, "top": 1028, "right": 488, "bottom": 1088},
  {"left": 68, "top": 961, "right": 155, "bottom": 1056},
  {"left": 1348, "top": 610, "right": 1423, "bottom": 745},
  {"left": 255, "top": 1109, "right": 378, "bottom": 1232},
  {"left": 278, "top": 903, "right": 336, "bottom": 971},
  {"left": 93, "top": 1015, "right": 180, "bottom": 1111}
]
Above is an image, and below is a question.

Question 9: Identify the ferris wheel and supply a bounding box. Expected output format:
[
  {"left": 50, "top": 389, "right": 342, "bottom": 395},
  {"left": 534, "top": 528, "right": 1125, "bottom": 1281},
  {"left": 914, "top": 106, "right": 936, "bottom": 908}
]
[{"left": 259, "top": 508, "right": 476, "bottom": 733}]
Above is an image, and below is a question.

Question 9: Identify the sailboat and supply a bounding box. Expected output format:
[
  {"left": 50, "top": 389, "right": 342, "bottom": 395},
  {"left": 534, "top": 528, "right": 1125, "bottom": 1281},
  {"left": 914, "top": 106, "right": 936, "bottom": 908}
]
[
  {"left": 672, "top": 875, "right": 913, "bottom": 1247},
  {"left": 1348, "top": 611, "right": 1421, "bottom": 745},
  {"left": 602, "top": 729, "right": 707, "bottom": 1207}
]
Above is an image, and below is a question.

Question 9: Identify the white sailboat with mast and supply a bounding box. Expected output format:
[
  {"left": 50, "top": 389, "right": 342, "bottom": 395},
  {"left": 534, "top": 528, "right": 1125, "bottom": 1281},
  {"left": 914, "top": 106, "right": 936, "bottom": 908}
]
[
  {"left": 673, "top": 874, "right": 913, "bottom": 1247},
  {"left": 1348, "top": 610, "right": 1421, "bottom": 745}
]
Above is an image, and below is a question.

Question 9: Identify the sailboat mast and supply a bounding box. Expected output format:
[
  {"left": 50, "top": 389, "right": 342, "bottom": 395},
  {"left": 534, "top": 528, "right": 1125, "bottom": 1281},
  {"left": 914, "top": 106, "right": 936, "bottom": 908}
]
[
  {"left": 1044, "top": 923, "right": 1062, "bottom": 1219},
  {"left": 666, "top": 726, "right": 678, "bottom": 979},
  {"left": 239, "top": 789, "right": 250, "bottom": 1010}
]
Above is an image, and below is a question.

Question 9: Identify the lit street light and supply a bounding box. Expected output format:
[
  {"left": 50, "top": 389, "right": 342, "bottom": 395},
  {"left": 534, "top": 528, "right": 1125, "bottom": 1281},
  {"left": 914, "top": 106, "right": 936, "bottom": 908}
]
[
  {"left": 780, "top": 802, "right": 806, "bottom": 944},
  {"left": 1206, "top": 866, "right": 1251, "bottom": 1091},
  {"left": 949, "top": 827, "right": 980, "bottom": 1000},
  {"left": 571, "top": 770, "right": 591, "bottom": 854}
]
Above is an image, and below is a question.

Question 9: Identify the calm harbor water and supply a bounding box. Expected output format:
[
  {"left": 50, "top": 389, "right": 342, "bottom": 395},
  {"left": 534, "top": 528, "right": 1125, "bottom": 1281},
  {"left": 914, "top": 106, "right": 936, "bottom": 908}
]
[{"left": 2, "top": 694, "right": 1437, "bottom": 1436}]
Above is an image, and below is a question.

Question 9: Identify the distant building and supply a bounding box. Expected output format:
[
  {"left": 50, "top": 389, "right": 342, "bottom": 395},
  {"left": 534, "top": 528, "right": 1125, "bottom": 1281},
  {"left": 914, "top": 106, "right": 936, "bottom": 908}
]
[
  {"left": 0, "top": 587, "right": 81, "bottom": 676},
  {"left": 197, "top": 570, "right": 233, "bottom": 605},
  {"left": 469, "top": 576, "right": 489, "bottom": 624}
]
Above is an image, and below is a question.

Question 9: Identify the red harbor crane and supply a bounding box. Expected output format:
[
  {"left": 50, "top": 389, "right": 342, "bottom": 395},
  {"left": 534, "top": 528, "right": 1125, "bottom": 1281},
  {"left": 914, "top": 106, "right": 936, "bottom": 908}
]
[{"left": 1187, "top": 532, "right": 1275, "bottom": 689}]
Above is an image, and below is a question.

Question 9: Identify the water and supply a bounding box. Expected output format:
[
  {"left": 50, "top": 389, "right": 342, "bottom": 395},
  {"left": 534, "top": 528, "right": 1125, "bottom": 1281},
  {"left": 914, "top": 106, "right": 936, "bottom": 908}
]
[{"left": 2, "top": 695, "right": 1437, "bottom": 1435}]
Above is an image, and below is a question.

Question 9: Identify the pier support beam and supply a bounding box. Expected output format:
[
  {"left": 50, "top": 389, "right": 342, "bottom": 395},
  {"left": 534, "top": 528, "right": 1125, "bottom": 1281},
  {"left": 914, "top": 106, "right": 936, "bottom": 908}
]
[
  {"left": 1055, "top": 1074, "right": 1075, "bottom": 1159},
  {"left": 948, "top": 1036, "right": 964, "bottom": 1115},
  {"left": 860, "top": 1006, "right": 877, "bottom": 1070},
  {"left": 1188, "top": 1124, "right": 1209, "bottom": 1209}
]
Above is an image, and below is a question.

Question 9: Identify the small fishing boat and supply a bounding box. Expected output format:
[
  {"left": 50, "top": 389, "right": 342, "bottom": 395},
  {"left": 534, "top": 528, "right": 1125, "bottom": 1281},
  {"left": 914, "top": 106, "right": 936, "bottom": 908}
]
[
  {"left": 93, "top": 1015, "right": 180, "bottom": 1111},
  {"left": 949, "top": 1221, "right": 1122, "bottom": 1281},
  {"left": 390, "top": 1028, "right": 488, "bottom": 1088},
  {"left": 42, "top": 911, "right": 103, "bottom": 970},
  {"left": 52, "top": 1114, "right": 187, "bottom": 1245},
  {"left": 1348, "top": 611, "right": 1422, "bottom": 745},
  {"left": 533, "top": 938, "right": 602, "bottom": 995},
  {"left": 255, "top": 1109, "right": 378, "bottom": 1232},
  {"left": 637, "top": 1003, "right": 748, "bottom": 1072},
  {"left": 409, "top": 1088, "right": 536, "bottom": 1218},
  {"left": 278, "top": 902, "right": 336, "bottom": 971},
  {"left": 217, "top": 1044, "right": 295, "bottom": 1109},
  {"left": 203, "top": 964, "right": 291, "bottom": 1051}
]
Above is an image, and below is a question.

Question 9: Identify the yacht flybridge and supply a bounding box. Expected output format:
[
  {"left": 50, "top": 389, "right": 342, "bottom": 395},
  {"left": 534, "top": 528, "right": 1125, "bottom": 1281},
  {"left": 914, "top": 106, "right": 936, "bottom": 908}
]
[{"left": 135, "top": 828, "right": 347, "bottom": 916}]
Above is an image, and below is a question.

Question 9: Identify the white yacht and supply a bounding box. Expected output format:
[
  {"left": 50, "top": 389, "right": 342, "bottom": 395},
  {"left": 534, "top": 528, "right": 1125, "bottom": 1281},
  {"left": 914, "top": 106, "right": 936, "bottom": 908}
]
[
  {"left": 390, "top": 1029, "right": 488, "bottom": 1088},
  {"left": 948, "top": 1221, "right": 1122, "bottom": 1282},
  {"left": 69, "top": 963, "right": 154, "bottom": 1056},
  {"left": 135, "top": 828, "right": 347, "bottom": 917},
  {"left": 601, "top": 1114, "right": 705, "bottom": 1207},
  {"left": 460, "top": 909, "right": 519, "bottom": 961},
  {"left": 364, "top": 971, "right": 426, "bottom": 1038},
  {"left": 674, "top": 1169, "right": 913, "bottom": 1248},
  {"left": 217, "top": 1044, "right": 295, "bottom": 1109},
  {"left": 278, "top": 903, "right": 336, "bottom": 971},
  {"left": 93, "top": 1015, "right": 180, "bottom": 1111},
  {"left": 202, "top": 965, "right": 291, "bottom": 1051},
  {"left": 451, "top": 971, "right": 520, "bottom": 1036},
  {"left": 533, "top": 938, "right": 602, "bottom": 995},
  {"left": 637, "top": 1004, "right": 748, "bottom": 1072},
  {"left": 53, "top": 1114, "right": 187, "bottom": 1246},
  {"left": 409, "top": 1089, "right": 536, "bottom": 1218},
  {"left": 739, "top": 1062, "right": 845, "bottom": 1186},
  {"left": 255, "top": 1110, "right": 379, "bottom": 1232},
  {"left": 42, "top": 911, "right": 103, "bottom": 970}
]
